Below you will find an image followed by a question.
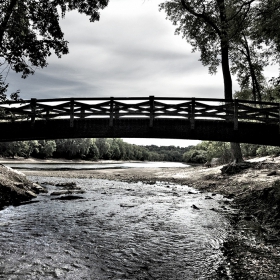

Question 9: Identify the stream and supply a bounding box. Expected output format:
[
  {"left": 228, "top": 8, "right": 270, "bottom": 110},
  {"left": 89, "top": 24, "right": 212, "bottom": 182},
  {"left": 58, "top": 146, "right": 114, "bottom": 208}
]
[{"left": 0, "top": 175, "right": 233, "bottom": 279}]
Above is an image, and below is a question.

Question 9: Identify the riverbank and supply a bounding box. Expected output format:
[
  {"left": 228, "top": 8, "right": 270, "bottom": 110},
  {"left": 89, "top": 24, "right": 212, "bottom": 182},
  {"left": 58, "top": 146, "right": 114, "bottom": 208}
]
[
  {"left": 0, "top": 164, "right": 46, "bottom": 209},
  {"left": 1, "top": 156, "right": 280, "bottom": 278}
]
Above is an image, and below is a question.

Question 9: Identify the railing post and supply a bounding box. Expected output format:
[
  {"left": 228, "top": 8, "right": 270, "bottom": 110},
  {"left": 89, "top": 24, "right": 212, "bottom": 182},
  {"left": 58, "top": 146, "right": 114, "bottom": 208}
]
[
  {"left": 149, "top": 96, "right": 154, "bottom": 127},
  {"left": 81, "top": 107, "right": 85, "bottom": 119},
  {"left": 110, "top": 97, "right": 114, "bottom": 127},
  {"left": 70, "top": 98, "right": 74, "bottom": 127},
  {"left": 30, "top": 98, "right": 36, "bottom": 125},
  {"left": 115, "top": 103, "right": 119, "bottom": 120},
  {"left": 190, "top": 97, "right": 195, "bottom": 130},
  {"left": 234, "top": 99, "right": 238, "bottom": 130},
  {"left": 45, "top": 110, "right": 49, "bottom": 123}
]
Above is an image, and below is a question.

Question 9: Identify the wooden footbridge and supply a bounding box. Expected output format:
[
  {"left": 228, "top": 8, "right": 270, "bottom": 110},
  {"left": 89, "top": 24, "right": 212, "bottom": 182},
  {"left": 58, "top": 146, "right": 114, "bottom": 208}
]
[{"left": 0, "top": 96, "right": 279, "bottom": 145}]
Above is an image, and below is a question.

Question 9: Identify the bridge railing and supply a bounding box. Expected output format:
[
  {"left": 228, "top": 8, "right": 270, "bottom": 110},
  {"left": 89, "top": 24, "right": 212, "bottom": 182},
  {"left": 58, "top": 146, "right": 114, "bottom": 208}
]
[{"left": 0, "top": 96, "right": 279, "bottom": 130}]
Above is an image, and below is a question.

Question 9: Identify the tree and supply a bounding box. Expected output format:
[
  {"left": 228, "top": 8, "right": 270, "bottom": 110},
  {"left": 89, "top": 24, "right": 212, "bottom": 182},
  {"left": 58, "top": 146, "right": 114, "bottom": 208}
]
[
  {"left": 21, "top": 140, "right": 40, "bottom": 158},
  {"left": 33, "top": 140, "right": 56, "bottom": 158},
  {"left": 0, "top": 140, "right": 39, "bottom": 158},
  {"left": 251, "top": 0, "right": 280, "bottom": 89},
  {"left": 183, "top": 149, "right": 207, "bottom": 163},
  {"left": 230, "top": 34, "right": 267, "bottom": 102},
  {"left": 159, "top": 0, "right": 260, "bottom": 162},
  {"left": 95, "top": 138, "right": 110, "bottom": 159},
  {"left": 232, "top": 0, "right": 280, "bottom": 101},
  {"left": 234, "top": 80, "right": 280, "bottom": 104},
  {"left": 240, "top": 143, "right": 259, "bottom": 157},
  {"left": 253, "top": 0, "right": 280, "bottom": 61},
  {"left": 202, "top": 141, "right": 232, "bottom": 163},
  {"left": 0, "top": 141, "right": 22, "bottom": 158},
  {"left": 54, "top": 138, "right": 93, "bottom": 159},
  {"left": 0, "top": 74, "right": 20, "bottom": 102},
  {"left": 110, "top": 139, "right": 121, "bottom": 160},
  {"left": 0, "top": 0, "right": 109, "bottom": 99},
  {"left": 118, "top": 140, "right": 129, "bottom": 160},
  {"left": 86, "top": 140, "right": 100, "bottom": 160}
]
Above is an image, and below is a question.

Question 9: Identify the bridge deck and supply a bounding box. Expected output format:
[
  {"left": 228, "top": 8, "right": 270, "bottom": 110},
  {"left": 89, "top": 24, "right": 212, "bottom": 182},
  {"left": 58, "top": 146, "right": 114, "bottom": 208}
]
[{"left": 0, "top": 97, "right": 279, "bottom": 145}]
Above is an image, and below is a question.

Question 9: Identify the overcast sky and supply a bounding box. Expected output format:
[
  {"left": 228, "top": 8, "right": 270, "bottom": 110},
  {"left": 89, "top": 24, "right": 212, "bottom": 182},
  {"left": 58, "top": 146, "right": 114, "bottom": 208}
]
[{"left": 4, "top": 0, "right": 276, "bottom": 147}]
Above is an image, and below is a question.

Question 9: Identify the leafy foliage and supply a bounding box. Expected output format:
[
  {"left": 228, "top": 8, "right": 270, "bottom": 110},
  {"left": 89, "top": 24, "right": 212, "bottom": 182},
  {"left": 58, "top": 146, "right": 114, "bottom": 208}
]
[
  {"left": 182, "top": 141, "right": 231, "bottom": 164},
  {"left": 0, "top": 138, "right": 190, "bottom": 162},
  {"left": 0, "top": 0, "right": 109, "bottom": 99},
  {"left": 159, "top": 0, "right": 280, "bottom": 103},
  {"left": 182, "top": 140, "right": 280, "bottom": 164},
  {"left": 2, "top": 138, "right": 279, "bottom": 163},
  {"left": 182, "top": 149, "right": 207, "bottom": 164},
  {"left": 142, "top": 145, "right": 189, "bottom": 162},
  {"left": 0, "top": 75, "right": 20, "bottom": 102},
  {"left": 34, "top": 140, "right": 56, "bottom": 159},
  {"left": 159, "top": 1, "right": 255, "bottom": 80},
  {"left": 54, "top": 138, "right": 93, "bottom": 159},
  {"left": 0, "top": 0, "right": 109, "bottom": 76},
  {"left": 234, "top": 81, "right": 280, "bottom": 103},
  {"left": 0, "top": 140, "right": 40, "bottom": 158},
  {"left": 253, "top": 0, "right": 280, "bottom": 61},
  {"left": 230, "top": 35, "right": 267, "bottom": 102}
]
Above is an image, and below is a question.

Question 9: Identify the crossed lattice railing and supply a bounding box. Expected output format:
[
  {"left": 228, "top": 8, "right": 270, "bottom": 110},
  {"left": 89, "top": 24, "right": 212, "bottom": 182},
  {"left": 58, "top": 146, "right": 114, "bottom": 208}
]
[{"left": 0, "top": 96, "right": 279, "bottom": 130}]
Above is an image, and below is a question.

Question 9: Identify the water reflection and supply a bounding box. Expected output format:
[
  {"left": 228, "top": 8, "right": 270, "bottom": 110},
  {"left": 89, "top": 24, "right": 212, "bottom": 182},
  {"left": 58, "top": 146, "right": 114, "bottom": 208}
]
[{"left": 0, "top": 177, "right": 231, "bottom": 279}]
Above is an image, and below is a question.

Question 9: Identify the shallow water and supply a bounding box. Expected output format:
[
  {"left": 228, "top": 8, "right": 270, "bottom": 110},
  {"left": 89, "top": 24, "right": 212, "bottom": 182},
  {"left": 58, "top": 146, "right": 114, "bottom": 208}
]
[
  {"left": 4, "top": 161, "right": 189, "bottom": 171},
  {"left": 0, "top": 177, "right": 232, "bottom": 279}
]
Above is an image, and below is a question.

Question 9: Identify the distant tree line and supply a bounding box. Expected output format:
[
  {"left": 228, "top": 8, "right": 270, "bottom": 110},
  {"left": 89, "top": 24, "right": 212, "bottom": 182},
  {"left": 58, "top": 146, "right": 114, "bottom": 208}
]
[
  {"left": 183, "top": 142, "right": 280, "bottom": 164},
  {"left": 1, "top": 138, "right": 278, "bottom": 164},
  {"left": 0, "top": 138, "right": 191, "bottom": 162}
]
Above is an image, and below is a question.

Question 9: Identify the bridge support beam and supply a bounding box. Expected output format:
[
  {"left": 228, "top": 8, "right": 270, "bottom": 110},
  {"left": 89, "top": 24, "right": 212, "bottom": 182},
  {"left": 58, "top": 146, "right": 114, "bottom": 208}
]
[
  {"left": 30, "top": 98, "right": 37, "bottom": 125},
  {"left": 0, "top": 118, "right": 279, "bottom": 146},
  {"left": 190, "top": 98, "right": 195, "bottom": 130},
  {"left": 70, "top": 98, "right": 74, "bottom": 128}
]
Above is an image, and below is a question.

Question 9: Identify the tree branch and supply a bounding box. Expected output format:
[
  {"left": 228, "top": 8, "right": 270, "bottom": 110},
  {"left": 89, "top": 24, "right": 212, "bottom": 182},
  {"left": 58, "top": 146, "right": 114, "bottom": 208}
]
[
  {"left": 180, "top": 0, "right": 221, "bottom": 37},
  {"left": 228, "top": 0, "right": 255, "bottom": 21}
]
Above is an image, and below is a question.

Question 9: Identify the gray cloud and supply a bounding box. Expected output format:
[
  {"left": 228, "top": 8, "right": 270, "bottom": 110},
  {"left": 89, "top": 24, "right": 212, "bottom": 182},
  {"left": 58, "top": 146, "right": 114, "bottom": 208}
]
[{"left": 5, "top": 0, "right": 232, "bottom": 101}]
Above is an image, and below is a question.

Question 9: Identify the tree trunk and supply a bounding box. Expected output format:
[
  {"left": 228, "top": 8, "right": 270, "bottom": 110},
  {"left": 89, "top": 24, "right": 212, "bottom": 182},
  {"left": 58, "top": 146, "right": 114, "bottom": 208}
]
[
  {"left": 242, "top": 35, "right": 262, "bottom": 103},
  {"left": 220, "top": 44, "right": 233, "bottom": 100},
  {"left": 230, "top": 142, "right": 243, "bottom": 163},
  {"left": 218, "top": 0, "right": 243, "bottom": 162}
]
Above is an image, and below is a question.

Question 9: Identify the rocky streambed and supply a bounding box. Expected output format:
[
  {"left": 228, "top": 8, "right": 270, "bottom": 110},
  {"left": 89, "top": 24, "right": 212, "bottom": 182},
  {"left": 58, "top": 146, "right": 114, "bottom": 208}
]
[
  {"left": 0, "top": 164, "right": 46, "bottom": 209},
  {"left": 0, "top": 176, "right": 234, "bottom": 279},
  {"left": 1, "top": 157, "right": 280, "bottom": 278}
]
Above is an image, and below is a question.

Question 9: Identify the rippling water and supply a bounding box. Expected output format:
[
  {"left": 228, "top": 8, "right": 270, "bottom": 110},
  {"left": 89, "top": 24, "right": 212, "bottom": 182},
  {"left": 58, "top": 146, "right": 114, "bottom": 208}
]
[{"left": 0, "top": 177, "right": 232, "bottom": 279}]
